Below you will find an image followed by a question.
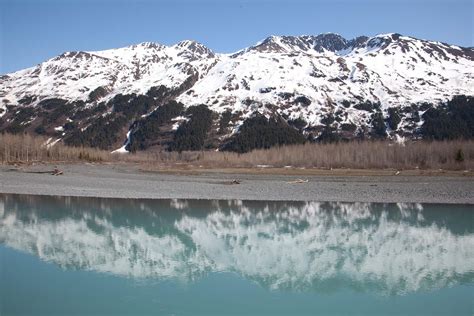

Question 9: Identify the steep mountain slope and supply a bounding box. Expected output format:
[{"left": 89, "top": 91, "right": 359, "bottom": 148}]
[
  {"left": 1, "top": 33, "right": 473, "bottom": 152},
  {"left": 179, "top": 34, "right": 472, "bottom": 124},
  {"left": 1, "top": 40, "right": 217, "bottom": 106}
]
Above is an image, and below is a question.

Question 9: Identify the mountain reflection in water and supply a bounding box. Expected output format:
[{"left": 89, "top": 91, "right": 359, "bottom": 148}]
[{"left": 0, "top": 194, "right": 472, "bottom": 296}]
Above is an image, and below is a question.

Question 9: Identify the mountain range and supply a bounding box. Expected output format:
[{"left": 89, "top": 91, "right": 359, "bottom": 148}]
[{"left": 1, "top": 33, "right": 473, "bottom": 152}]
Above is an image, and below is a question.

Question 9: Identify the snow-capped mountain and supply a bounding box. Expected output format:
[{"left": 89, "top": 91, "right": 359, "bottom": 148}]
[
  {"left": 1, "top": 33, "right": 473, "bottom": 151},
  {"left": 0, "top": 40, "right": 217, "bottom": 105}
]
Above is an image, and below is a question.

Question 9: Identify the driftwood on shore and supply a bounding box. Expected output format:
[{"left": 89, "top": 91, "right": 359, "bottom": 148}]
[
  {"left": 8, "top": 166, "right": 64, "bottom": 176},
  {"left": 51, "top": 168, "right": 63, "bottom": 176},
  {"left": 287, "top": 179, "right": 309, "bottom": 184}
]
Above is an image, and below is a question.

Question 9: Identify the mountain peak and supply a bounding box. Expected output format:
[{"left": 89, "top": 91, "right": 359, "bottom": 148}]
[
  {"left": 174, "top": 40, "right": 215, "bottom": 58},
  {"left": 247, "top": 35, "right": 291, "bottom": 53},
  {"left": 176, "top": 39, "right": 199, "bottom": 48},
  {"left": 133, "top": 41, "right": 164, "bottom": 49},
  {"left": 374, "top": 33, "right": 403, "bottom": 40},
  {"left": 246, "top": 35, "right": 318, "bottom": 54},
  {"left": 313, "top": 33, "right": 348, "bottom": 52},
  {"left": 244, "top": 33, "right": 366, "bottom": 54}
]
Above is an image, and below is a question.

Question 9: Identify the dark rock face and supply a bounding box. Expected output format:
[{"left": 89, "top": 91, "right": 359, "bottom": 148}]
[
  {"left": 248, "top": 33, "right": 355, "bottom": 53},
  {"left": 313, "top": 33, "right": 348, "bottom": 52},
  {"left": 278, "top": 35, "right": 314, "bottom": 51},
  {"left": 347, "top": 36, "right": 370, "bottom": 49}
]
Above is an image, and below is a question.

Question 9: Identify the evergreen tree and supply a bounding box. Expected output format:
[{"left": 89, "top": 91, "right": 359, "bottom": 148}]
[
  {"left": 387, "top": 107, "right": 401, "bottom": 130},
  {"left": 370, "top": 110, "right": 387, "bottom": 139},
  {"left": 171, "top": 104, "right": 213, "bottom": 152},
  {"left": 223, "top": 114, "right": 306, "bottom": 153},
  {"left": 421, "top": 95, "right": 474, "bottom": 140}
]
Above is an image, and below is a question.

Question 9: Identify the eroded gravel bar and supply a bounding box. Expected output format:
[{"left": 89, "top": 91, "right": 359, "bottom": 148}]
[{"left": 1, "top": 164, "right": 473, "bottom": 203}]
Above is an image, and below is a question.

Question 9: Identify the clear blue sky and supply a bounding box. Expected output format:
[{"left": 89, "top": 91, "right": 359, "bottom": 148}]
[{"left": 0, "top": 0, "right": 472, "bottom": 74}]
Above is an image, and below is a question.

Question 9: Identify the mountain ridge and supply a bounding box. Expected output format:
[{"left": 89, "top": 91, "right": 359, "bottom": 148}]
[{"left": 0, "top": 32, "right": 473, "bottom": 152}]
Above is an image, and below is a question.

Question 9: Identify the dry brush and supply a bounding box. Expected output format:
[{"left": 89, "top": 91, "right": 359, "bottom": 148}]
[{"left": 1, "top": 133, "right": 472, "bottom": 170}]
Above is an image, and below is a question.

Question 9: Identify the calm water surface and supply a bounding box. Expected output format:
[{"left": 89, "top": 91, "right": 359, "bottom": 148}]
[{"left": 0, "top": 194, "right": 473, "bottom": 315}]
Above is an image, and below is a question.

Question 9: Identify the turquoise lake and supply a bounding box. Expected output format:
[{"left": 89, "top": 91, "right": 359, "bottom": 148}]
[{"left": 0, "top": 194, "right": 473, "bottom": 315}]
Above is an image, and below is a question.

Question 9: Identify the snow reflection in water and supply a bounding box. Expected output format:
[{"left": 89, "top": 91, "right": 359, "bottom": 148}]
[{"left": 0, "top": 195, "right": 472, "bottom": 295}]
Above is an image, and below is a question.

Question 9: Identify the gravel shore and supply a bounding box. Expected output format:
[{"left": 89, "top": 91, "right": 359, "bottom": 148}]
[{"left": 1, "top": 163, "right": 473, "bottom": 203}]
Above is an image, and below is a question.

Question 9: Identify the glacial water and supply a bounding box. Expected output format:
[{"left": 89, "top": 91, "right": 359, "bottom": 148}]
[{"left": 0, "top": 194, "right": 473, "bottom": 315}]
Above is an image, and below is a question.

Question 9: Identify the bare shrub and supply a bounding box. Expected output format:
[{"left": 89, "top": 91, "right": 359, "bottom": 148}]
[
  {"left": 188, "top": 140, "right": 474, "bottom": 170},
  {"left": 1, "top": 133, "right": 472, "bottom": 170},
  {"left": 0, "top": 133, "right": 113, "bottom": 163}
]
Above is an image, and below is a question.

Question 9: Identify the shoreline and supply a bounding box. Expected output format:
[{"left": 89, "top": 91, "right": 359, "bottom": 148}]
[{"left": 1, "top": 163, "right": 473, "bottom": 204}]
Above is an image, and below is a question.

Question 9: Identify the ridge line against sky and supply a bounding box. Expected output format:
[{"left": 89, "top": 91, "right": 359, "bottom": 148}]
[{"left": 0, "top": 0, "right": 472, "bottom": 74}]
